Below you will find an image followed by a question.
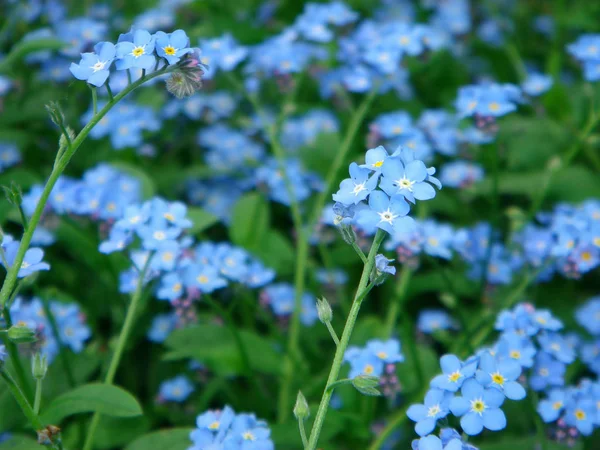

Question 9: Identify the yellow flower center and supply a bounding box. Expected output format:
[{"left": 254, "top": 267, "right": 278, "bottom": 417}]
[
  {"left": 575, "top": 409, "right": 586, "bottom": 421},
  {"left": 488, "top": 102, "right": 500, "bottom": 112},
  {"left": 552, "top": 401, "right": 563, "bottom": 410},
  {"left": 427, "top": 405, "right": 441, "bottom": 417},
  {"left": 363, "top": 364, "right": 374, "bottom": 375},
  {"left": 172, "top": 283, "right": 182, "bottom": 293},
  {"left": 581, "top": 251, "right": 592, "bottom": 262},
  {"left": 208, "top": 421, "right": 220, "bottom": 430},
  {"left": 373, "top": 160, "right": 384, "bottom": 168},
  {"left": 243, "top": 431, "right": 256, "bottom": 441},
  {"left": 470, "top": 398, "right": 486, "bottom": 414},
  {"left": 162, "top": 252, "right": 174, "bottom": 262},
  {"left": 377, "top": 351, "right": 388, "bottom": 360},
  {"left": 491, "top": 372, "right": 505, "bottom": 386},
  {"left": 509, "top": 350, "right": 521, "bottom": 359},
  {"left": 197, "top": 275, "right": 209, "bottom": 284},
  {"left": 392, "top": 126, "right": 403, "bottom": 135},
  {"left": 448, "top": 371, "right": 462, "bottom": 383},
  {"left": 164, "top": 46, "right": 177, "bottom": 56},
  {"left": 132, "top": 46, "right": 145, "bottom": 57},
  {"left": 164, "top": 212, "right": 175, "bottom": 221}
]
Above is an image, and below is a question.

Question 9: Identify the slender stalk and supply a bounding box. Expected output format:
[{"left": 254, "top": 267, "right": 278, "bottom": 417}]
[
  {"left": 324, "top": 321, "right": 340, "bottom": 346},
  {"left": 17, "top": 204, "right": 28, "bottom": 229},
  {"left": 0, "top": 66, "right": 171, "bottom": 310},
  {"left": 105, "top": 83, "right": 114, "bottom": 102},
  {"left": 90, "top": 86, "right": 97, "bottom": 115},
  {"left": 2, "top": 306, "right": 33, "bottom": 400},
  {"left": 34, "top": 378, "right": 42, "bottom": 415},
  {"left": 305, "top": 230, "right": 385, "bottom": 450},
  {"left": 298, "top": 419, "right": 308, "bottom": 448},
  {"left": 325, "top": 378, "right": 353, "bottom": 392},
  {"left": 82, "top": 255, "right": 153, "bottom": 450},
  {"left": 0, "top": 369, "right": 43, "bottom": 430},
  {"left": 351, "top": 242, "right": 367, "bottom": 264}
]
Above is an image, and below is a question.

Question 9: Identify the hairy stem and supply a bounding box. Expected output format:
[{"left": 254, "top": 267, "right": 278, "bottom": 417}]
[{"left": 305, "top": 229, "right": 385, "bottom": 450}]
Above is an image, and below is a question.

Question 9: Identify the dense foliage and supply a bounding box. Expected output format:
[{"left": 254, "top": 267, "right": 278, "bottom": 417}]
[{"left": 1, "top": 0, "right": 600, "bottom": 449}]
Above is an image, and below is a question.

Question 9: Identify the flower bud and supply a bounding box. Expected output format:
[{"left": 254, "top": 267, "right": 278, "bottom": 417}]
[
  {"left": 32, "top": 352, "right": 48, "bottom": 380},
  {"left": 316, "top": 297, "right": 333, "bottom": 324},
  {"left": 7, "top": 323, "right": 37, "bottom": 344},
  {"left": 2, "top": 181, "right": 22, "bottom": 206},
  {"left": 439, "top": 293, "right": 457, "bottom": 309},
  {"left": 59, "top": 126, "right": 75, "bottom": 149},
  {"left": 352, "top": 375, "right": 382, "bottom": 396},
  {"left": 45, "top": 101, "right": 66, "bottom": 128},
  {"left": 293, "top": 391, "right": 310, "bottom": 420},
  {"left": 338, "top": 223, "right": 357, "bottom": 245}
]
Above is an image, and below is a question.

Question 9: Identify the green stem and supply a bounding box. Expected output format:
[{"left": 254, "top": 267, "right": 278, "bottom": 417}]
[
  {"left": 0, "top": 67, "right": 171, "bottom": 311},
  {"left": 34, "top": 378, "right": 42, "bottom": 415},
  {"left": 17, "top": 204, "right": 28, "bottom": 229},
  {"left": 298, "top": 419, "right": 308, "bottom": 448},
  {"left": 2, "top": 305, "right": 33, "bottom": 400},
  {"left": 351, "top": 242, "right": 367, "bottom": 264},
  {"left": 324, "top": 322, "right": 340, "bottom": 346},
  {"left": 325, "top": 378, "right": 353, "bottom": 392},
  {"left": 105, "top": 83, "right": 114, "bottom": 102},
  {"left": 90, "top": 86, "right": 97, "bottom": 115},
  {"left": 0, "top": 369, "right": 43, "bottom": 430},
  {"left": 505, "top": 42, "right": 527, "bottom": 81},
  {"left": 82, "top": 255, "right": 153, "bottom": 450},
  {"left": 383, "top": 268, "right": 412, "bottom": 338},
  {"left": 305, "top": 229, "right": 386, "bottom": 450}
]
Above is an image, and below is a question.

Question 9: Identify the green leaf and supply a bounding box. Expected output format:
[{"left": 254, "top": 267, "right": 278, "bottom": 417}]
[
  {"left": 94, "top": 416, "right": 151, "bottom": 449},
  {"left": 109, "top": 162, "right": 156, "bottom": 199},
  {"left": 187, "top": 206, "right": 219, "bottom": 234},
  {"left": 125, "top": 428, "right": 194, "bottom": 450},
  {"left": 253, "top": 230, "right": 295, "bottom": 275},
  {"left": 229, "top": 193, "right": 270, "bottom": 251},
  {"left": 0, "top": 38, "right": 66, "bottom": 73},
  {"left": 163, "top": 324, "right": 281, "bottom": 375},
  {"left": 298, "top": 132, "right": 340, "bottom": 177},
  {"left": 41, "top": 383, "right": 143, "bottom": 424}
]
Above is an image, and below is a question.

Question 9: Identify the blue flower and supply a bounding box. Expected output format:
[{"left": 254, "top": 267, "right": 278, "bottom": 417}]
[
  {"left": 159, "top": 375, "right": 194, "bottom": 402},
  {"left": 431, "top": 354, "right": 477, "bottom": 392},
  {"left": 355, "top": 191, "right": 413, "bottom": 235},
  {"left": 155, "top": 29, "right": 193, "bottom": 65},
  {"left": 366, "top": 339, "right": 404, "bottom": 364},
  {"left": 379, "top": 156, "right": 436, "bottom": 202},
  {"left": 332, "top": 162, "right": 379, "bottom": 205},
  {"left": 361, "top": 146, "right": 390, "bottom": 173},
  {"left": 147, "top": 313, "right": 177, "bottom": 343},
  {"left": 537, "top": 389, "right": 566, "bottom": 423},
  {"left": 475, "top": 352, "right": 526, "bottom": 400},
  {"left": 2, "top": 240, "right": 50, "bottom": 278},
  {"left": 576, "top": 297, "right": 600, "bottom": 336},
  {"left": 375, "top": 254, "right": 396, "bottom": 275},
  {"left": 412, "top": 435, "right": 463, "bottom": 450},
  {"left": 69, "top": 41, "right": 116, "bottom": 87},
  {"left": 223, "top": 413, "right": 274, "bottom": 449},
  {"left": 537, "top": 332, "right": 576, "bottom": 364},
  {"left": 564, "top": 398, "right": 595, "bottom": 436},
  {"left": 449, "top": 378, "right": 507, "bottom": 435},
  {"left": 408, "top": 388, "right": 453, "bottom": 436},
  {"left": 529, "top": 351, "right": 565, "bottom": 391},
  {"left": 494, "top": 332, "right": 536, "bottom": 369},
  {"left": 521, "top": 73, "right": 553, "bottom": 96},
  {"left": 417, "top": 310, "right": 456, "bottom": 334},
  {"left": 115, "top": 29, "right": 156, "bottom": 70},
  {"left": 185, "top": 264, "right": 227, "bottom": 293}
]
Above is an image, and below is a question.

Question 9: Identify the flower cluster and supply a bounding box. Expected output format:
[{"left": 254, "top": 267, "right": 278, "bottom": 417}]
[
  {"left": 260, "top": 283, "right": 318, "bottom": 326},
  {"left": 568, "top": 34, "right": 600, "bottom": 82},
  {"left": 188, "top": 405, "right": 274, "bottom": 450},
  {"left": 69, "top": 28, "right": 198, "bottom": 87},
  {"left": 8, "top": 297, "right": 91, "bottom": 362},
  {"left": 333, "top": 146, "right": 440, "bottom": 237}
]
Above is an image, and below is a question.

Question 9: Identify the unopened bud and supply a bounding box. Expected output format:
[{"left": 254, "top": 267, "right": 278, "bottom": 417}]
[
  {"left": 352, "top": 375, "right": 382, "bottom": 396},
  {"left": 45, "top": 101, "right": 65, "bottom": 128},
  {"left": 32, "top": 352, "right": 48, "bottom": 380},
  {"left": 3, "top": 182, "right": 22, "bottom": 206},
  {"left": 59, "top": 126, "right": 75, "bottom": 149},
  {"left": 293, "top": 391, "right": 310, "bottom": 420},
  {"left": 339, "top": 223, "right": 357, "bottom": 245},
  {"left": 316, "top": 297, "right": 333, "bottom": 324},
  {"left": 7, "top": 323, "right": 37, "bottom": 344}
]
